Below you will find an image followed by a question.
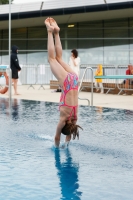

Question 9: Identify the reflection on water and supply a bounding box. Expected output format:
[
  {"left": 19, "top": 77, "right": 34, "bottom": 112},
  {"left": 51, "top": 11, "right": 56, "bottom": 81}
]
[
  {"left": 12, "top": 99, "right": 20, "bottom": 120},
  {"left": 0, "top": 98, "right": 9, "bottom": 113},
  {"left": 0, "top": 98, "right": 133, "bottom": 200},
  {"left": 124, "top": 109, "right": 133, "bottom": 116},
  {"left": 96, "top": 106, "right": 103, "bottom": 114},
  {"left": 96, "top": 106, "right": 103, "bottom": 120},
  {"left": 0, "top": 98, "right": 20, "bottom": 120},
  {"left": 54, "top": 148, "right": 82, "bottom": 200}
]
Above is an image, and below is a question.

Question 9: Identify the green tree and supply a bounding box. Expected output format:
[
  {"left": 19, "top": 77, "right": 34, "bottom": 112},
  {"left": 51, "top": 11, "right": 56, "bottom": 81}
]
[{"left": 0, "top": 0, "right": 13, "bottom": 4}]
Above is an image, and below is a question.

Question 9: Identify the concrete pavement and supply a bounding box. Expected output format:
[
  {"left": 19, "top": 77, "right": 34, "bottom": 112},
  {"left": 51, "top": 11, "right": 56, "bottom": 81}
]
[{"left": 1, "top": 85, "right": 133, "bottom": 110}]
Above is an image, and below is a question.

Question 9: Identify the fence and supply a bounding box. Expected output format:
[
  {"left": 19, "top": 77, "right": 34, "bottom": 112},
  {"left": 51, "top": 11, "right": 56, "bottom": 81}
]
[
  {"left": 1, "top": 64, "right": 132, "bottom": 94},
  {"left": 19, "top": 64, "right": 52, "bottom": 89},
  {"left": 79, "top": 64, "right": 117, "bottom": 94},
  {"left": 19, "top": 64, "right": 133, "bottom": 94},
  {"left": 116, "top": 65, "right": 133, "bottom": 95}
]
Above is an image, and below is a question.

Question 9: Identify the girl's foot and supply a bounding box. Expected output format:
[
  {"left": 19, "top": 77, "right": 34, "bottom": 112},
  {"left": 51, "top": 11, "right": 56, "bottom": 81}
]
[
  {"left": 14, "top": 93, "right": 20, "bottom": 95},
  {"left": 49, "top": 17, "right": 60, "bottom": 33},
  {"left": 44, "top": 18, "right": 54, "bottom": 32}
]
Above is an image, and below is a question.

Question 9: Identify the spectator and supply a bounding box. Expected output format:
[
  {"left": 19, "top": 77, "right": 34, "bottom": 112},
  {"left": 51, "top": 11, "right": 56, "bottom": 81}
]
[
  {"left": 95, "top": 64, "right": 104, "bottom": 94},
  {"left": 10, "top": 45, "right": 21, "bottom": 95},
  {"left": 123, "top": 64, "right": 133, "bottom": 95},
  {"left": 69, "top": 49, "right": 80, "bottom": 77}
]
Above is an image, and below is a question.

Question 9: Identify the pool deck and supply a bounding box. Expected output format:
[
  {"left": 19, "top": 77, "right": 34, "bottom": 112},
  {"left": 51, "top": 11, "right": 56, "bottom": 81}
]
[{"left": 0, "top": 85, "right": 133, "bottom": 110}]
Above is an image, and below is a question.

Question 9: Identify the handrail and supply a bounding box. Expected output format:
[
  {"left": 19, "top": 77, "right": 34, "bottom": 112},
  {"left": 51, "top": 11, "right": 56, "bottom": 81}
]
[
  {"left": 80, "top": 64, "right": 116, "bottom": 95},
  {"left": 78, "top": 67, "right": 93, "bottom": 106}
]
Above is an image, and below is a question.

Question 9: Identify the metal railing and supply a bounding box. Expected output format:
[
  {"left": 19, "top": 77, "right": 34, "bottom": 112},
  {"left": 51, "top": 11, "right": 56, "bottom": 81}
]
[
  {"left": 20, "top": 65, "right": 36, "bottom": 89},
  {"left": 117, "top": 65, "right": 133, "bottom": 95},
  {"left": 19, "top": 64, "right": 52, "bottom": 89},
  {"left": 102, "top": 65, "right": 117, "bottom": 94},
  {"left": 79, "top": 64, "right": 117, "bottom": 94},
  {"left": 18, "top": 64, "right": 133, "bottom": 95},
  {"left": 78, "top": 67, "right": 93, "bottom": 106}
]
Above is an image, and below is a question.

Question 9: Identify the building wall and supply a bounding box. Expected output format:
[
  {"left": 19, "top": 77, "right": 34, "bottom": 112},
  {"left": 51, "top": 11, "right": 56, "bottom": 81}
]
[{"left": 0, "top": 17, "right": 133, "bottom": 65}]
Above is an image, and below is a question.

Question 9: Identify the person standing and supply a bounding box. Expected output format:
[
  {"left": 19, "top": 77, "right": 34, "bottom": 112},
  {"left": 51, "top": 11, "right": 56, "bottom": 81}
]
[
  {"left": 95, "top": 64, "right": 104, "bottom": 94},
  {"left": 69, "top": 49, "right": 80, "bottom": 77},
  {"left": 10, "top": 45, "right": 21, "bottom": 95},
  {"left": 123, "top": 64, "right": 133, "bottom": 95}
]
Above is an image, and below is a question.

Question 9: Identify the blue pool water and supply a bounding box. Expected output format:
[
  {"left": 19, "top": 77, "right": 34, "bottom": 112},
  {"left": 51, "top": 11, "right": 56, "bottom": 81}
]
[{"left": 0, "top": 98, "right": 133, "bottom": 200}]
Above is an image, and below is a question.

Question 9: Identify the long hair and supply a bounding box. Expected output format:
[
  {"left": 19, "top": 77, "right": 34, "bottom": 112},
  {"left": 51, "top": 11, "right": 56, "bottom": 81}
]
[
  {"left": 71, "top": 49, "right": 78, "bottom": 58},
  {"left": 61, "top": 121, "right": 83, "bottom": 139}
]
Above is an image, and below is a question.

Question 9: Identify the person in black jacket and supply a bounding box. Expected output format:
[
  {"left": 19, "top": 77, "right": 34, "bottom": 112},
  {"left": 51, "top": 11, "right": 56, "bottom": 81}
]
[{"left": 10, "top": 45, "right": 21, "bottom": 95}]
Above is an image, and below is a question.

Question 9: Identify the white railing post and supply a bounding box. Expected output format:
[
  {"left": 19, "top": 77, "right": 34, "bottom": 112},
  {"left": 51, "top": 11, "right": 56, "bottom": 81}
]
[
  {"left": 78, "top": 67, "right": 93, "bottom": 107},
  {"left": 9, "top": 0, "right": 12, "bottom": 104}
]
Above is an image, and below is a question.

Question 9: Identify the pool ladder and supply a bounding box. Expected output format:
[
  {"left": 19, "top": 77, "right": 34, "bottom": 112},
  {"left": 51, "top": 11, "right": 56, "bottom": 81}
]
[{"left": 78, "top": 67, "right": 93, "bottom": 107}]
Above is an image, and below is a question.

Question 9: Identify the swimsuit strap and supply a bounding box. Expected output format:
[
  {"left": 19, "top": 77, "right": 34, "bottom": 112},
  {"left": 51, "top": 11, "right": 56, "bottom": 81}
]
[
  {"left": 67, "top": 106, "right": 77, "bottom": 120},
  {"left": 59, "top": 73, "right": 78, "bottom": 120}
]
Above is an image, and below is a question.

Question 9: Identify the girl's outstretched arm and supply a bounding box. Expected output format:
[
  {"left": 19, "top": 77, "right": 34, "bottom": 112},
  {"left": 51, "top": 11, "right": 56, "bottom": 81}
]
[{"left": 54, "top": 118, "right": 66, "bottom": 147}]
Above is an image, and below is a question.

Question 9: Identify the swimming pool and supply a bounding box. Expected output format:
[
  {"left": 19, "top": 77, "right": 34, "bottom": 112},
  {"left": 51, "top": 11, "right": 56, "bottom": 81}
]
[{"left": 0, "top": 97, "right": 133, "bottom": 200}]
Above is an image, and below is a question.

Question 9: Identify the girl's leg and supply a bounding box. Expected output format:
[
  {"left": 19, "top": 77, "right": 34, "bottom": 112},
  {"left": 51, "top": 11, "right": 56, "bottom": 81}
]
[
  {"left": 45, "top": 18, "right": 67, "bottom": 85},
  {"left": 124, "top": 79, "right": 129, "bottom": 94},
  {"left": 49, "top": 18, "right": 75, "bottom": 74},
  {"left": 95, "top": 82, "right": 99, "bottom": 92},
  {"left": 99, "top": 82, "right": 104, "bottom": 93},
  {"left": 12, "top": 79, "right": 19, "bottom": 95}
]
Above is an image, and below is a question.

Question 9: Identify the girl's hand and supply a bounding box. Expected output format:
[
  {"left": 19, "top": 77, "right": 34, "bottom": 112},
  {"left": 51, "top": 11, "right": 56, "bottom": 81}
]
[{"left": 60, "top": 141, "right": 69, "bottom": 149}]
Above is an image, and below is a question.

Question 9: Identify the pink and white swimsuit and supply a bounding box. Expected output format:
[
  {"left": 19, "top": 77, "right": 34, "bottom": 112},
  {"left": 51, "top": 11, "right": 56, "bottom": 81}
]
[{"left": 59, "top": 73, "right": 78, "bottom": 120}]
